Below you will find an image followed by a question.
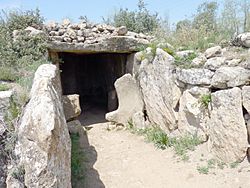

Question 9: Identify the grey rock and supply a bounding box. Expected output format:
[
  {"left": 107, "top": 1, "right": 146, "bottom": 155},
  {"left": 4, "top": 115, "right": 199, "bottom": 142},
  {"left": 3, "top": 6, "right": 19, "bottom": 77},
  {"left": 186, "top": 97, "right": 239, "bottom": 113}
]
[
  {"left": 176, "top": 68, "right": 214, "bottom": 86},
  {"left": 211, "top": 67, "right": 250, "bottom": 88},
  {"left": 208, "top": 87, "right": 248, "bottom": 163}
]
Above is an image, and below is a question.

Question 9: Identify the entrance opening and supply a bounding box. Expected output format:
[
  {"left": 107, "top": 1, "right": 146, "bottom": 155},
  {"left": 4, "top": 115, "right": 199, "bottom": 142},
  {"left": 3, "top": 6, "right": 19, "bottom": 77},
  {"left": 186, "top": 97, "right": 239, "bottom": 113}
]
[{"left": 58, "top": 52, "right": 129, "bottom": 125}]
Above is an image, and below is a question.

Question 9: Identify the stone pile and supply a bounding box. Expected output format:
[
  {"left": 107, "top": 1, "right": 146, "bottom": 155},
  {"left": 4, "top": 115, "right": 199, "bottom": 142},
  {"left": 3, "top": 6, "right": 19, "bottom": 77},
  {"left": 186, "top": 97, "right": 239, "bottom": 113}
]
[{"left": 45, "top": 19, "right": 152, "bottom": 45}]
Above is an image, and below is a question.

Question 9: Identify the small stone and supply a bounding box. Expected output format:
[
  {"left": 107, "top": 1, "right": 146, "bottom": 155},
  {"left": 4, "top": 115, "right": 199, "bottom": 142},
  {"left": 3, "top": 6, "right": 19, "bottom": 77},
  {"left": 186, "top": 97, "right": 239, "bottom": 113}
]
[
  {"left": 117, "top": 26, "right": 128, "bottom": 36},
  {"left": 205, "top": 46, "right": 222, "bottom": 59}
]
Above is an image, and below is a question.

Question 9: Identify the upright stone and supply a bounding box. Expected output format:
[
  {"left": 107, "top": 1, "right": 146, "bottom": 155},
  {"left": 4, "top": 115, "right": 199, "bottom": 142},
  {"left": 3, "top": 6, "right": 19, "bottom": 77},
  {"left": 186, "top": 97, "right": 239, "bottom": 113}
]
[
  {"left": 18, "top": 64, "right": 71, "bottom": 188},
  {"left": 208, "top": 87, "right": 248, "bottom": 163},
  {"left": 106, "top": 74, "right": 144, "bottom": 126},
  {"left": 138, "top": 48, "right": 181, "bottom": 132}
]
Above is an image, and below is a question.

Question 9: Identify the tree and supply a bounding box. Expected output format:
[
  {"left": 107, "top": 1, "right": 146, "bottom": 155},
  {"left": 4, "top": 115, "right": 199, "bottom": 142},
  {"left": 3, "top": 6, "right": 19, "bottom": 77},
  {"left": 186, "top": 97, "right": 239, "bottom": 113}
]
[
  {"left": 220, "top": 0, "right": 240, "bottom": 36},
  {"left": 241, "top": 0, "right": 250, "bottom": 31},
  {"left": 193, "top": 1, "right": 218, "bottom": 33},
  {"left": 103, "top": 0, "right": 160, "bottom": 33}
]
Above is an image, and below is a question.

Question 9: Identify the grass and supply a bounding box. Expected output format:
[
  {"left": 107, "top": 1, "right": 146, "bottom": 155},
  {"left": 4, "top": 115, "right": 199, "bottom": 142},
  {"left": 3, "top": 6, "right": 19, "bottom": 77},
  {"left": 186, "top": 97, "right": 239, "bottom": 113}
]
[
  {"left": 230, "top": 161, "right": 240, "bottom": 169},
  {"left": 0, "top": 67, "right": 18, "bottom": 81},
  {"left": 11, "top": 165, "right": 25, "bottom": 183},
  {"left": 197, "top": 166, "right": 209, "bottom": 174},
  {"left": 0, "top": 84, "right": 10, "bottom": 91},
  {"left": 173, "top": 52, "right": 198, "bottom": 69},
  {"left": 71, "top": 133, "right": 85, "bottom": 187},
  {"left": 200, "top": 94, "right": 211, "bottom": 108},
  {"left": 127, "top": 123, "right": 202, "bottom": 160},
  {"left": 197, "top": 159, "right": 228, "bottom": 174}
]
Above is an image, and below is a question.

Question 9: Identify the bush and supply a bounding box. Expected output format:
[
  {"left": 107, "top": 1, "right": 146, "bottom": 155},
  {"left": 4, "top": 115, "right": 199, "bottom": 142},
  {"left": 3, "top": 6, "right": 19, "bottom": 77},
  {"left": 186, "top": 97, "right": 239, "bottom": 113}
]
[{"left": 104, "top": 0, "right": 161, "bottom": 33}]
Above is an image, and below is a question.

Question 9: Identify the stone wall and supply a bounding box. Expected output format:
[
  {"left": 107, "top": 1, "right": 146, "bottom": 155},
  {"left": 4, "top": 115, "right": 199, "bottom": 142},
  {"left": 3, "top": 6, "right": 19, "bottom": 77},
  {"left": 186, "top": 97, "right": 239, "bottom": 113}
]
[{"left": 107, "top": 43, "right": 250, "bottom": 163}]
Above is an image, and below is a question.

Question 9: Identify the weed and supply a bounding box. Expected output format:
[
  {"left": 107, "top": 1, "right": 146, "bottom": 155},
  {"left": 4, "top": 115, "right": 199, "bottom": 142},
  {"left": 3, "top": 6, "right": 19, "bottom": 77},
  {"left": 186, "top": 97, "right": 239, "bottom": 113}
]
[
  {"left": 11, "top": 165, "right": 25, "bottom": 183},
  {"left": 171, "top": 134, "right": 201, "bottom": 160},
  {"left": 0, "top": 67, "right": 18, "bottom": 81},
  {"left": 173, "top": 52, "right": 197, "bottom": 69},
  {"left": 127, "top": 124, "right": 201, "bottom": 160},
  {"left": 71, "top": 133, "right": 85, "bottom": 187},
  {"left": 197, "top": 166, "right": 209, "bottom": 174},
  {"left": 230, "top": 161, "right": 240, "bottom": 169},
  {"left": 163, "top": 47, "right": 175, "bottom": 56},
  {"left": 0, "top": 84, "right": 10, "bottom": 91},
  {"left": 145, "top": 127, "right": 170, "bottom": 149},
  {"left": 200, "top": 94, "right": 211, "bottom": 108}
]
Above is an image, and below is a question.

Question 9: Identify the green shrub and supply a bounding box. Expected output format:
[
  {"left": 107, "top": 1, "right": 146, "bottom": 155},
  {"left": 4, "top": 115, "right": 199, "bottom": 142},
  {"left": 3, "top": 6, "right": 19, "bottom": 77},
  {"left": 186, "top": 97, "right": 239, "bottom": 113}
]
[
  {"left": 0, "top": 84, "right": 10, "bottom": 91},
  {"left": 0, "top": 67, "right": 18, "bottom": 81}
]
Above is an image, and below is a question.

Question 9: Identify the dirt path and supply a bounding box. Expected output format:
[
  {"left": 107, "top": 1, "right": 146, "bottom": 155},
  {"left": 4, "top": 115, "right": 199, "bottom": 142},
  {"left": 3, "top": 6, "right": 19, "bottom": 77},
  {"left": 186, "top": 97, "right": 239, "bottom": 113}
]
[{"left": 79, "top": 122, "right": 250, "bottom": 188}]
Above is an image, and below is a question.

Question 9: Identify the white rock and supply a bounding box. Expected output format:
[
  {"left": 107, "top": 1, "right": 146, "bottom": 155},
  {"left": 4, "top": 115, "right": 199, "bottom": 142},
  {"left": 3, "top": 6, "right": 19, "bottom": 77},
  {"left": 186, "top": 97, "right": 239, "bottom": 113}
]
[
  {"left": 204, "top": 57, "right": 226, "bottom": 71},
  {"left": 204, "top": 46, "right": 222, "bottom": 59},
  {"left": 176, "top": 50, "right": 194, "bottom": 59},
  {"left": 178, "top": 90, "right": 209, "bottom": 142},
  {"left": 176, "top": 68, "right": 214, "bottom": 86},
  {"left": 106, "top": 74, "right": 144, "bottom": 126},
  {"left": 132, "top": 111, "right": 147, "bottom": 129},
  {"left": 24, "top": 26, "right": 44, "bottom": 36},
  {"left": 117, "top": 26, "right": 128, "bottom": 36},
  {"left": 191, "top": 54, "right": 207, "bottom": 67},
  {"left": 208, "top": 87, "right": 248, "bottom": 163},
  {"left": 233, "top": 32, "right": 250, "bottom": 48},
  {"left": 18, "top": 64, "right": 71, "bottom": 187},
  {"left": 211, "top": 67, "right": 250, "bottom": 88}
]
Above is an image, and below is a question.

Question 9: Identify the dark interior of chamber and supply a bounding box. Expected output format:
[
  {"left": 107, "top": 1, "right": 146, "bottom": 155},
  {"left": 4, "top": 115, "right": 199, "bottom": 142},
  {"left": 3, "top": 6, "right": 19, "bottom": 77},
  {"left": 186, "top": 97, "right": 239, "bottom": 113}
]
[{"left": 59, "top": 52, "right": 128, "bottom": 117}]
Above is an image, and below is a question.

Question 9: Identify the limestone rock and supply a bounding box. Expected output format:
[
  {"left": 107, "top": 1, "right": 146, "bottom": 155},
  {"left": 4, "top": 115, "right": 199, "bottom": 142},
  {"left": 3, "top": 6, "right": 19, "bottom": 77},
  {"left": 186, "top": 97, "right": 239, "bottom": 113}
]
[
  {"left": 176, "top": 68, "right": 214, "bottom": 86},
  {"left": 208, "top": 87, "right": 248, "bottom": 163},
  {"left": 178, "top": 90, "right": 209, "bottom": 142},
  {"left": 204, "top": 46, "right": 222, "bottom": 59},
  {"left": 132, "top": 111, "right": 147, "bottom": 129},
  {"left": 204, "top": 57, "right": 226, "bottom": 71},
  {"left": 191, "top": 54, "right": 207, "bottom": 67},
  {"left": 211, "top": 67, "right": 250, "bottom": 89},
  {"left": 18, "top": 64, "right": 71, "bottom": 188},
  {"left": 176, "top": 50, "right": 194, "bottom": 59},
  {"left": 67, "top": 120, "right": 82, "bottom": 134},
  {"left": 232, "top": 32, "right": 250, "bottom": 48},
  {"left": 62, "top": 94, "right": 81, "bottom": 121},
  {"left": 138, "top": 48, "right": 181, "bottom": 132},
  {"left": 24, "top": 26, "right": 45, "bottom": 36},
  {"left": 106, "top": 74, "right": 144, "bottom": 126},
  {"left": 242, "top": 86, "right": 250, "bottom": 114},
  {"left": 6, "top": 175, "right": 24, "bottom": 188},
  {"left": 117, "top": 26, "right": 128, "bottom": 36}
]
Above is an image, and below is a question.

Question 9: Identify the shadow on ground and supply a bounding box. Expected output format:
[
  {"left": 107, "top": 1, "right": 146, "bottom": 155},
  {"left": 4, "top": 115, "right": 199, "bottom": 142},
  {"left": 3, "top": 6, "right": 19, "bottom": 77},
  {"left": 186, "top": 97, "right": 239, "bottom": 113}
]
[
  {"left": 78, "top": 105, "right": 107, "bottom": 126},
  {"left": 72, "top": 119, "right": 105, "bottom": 188}
]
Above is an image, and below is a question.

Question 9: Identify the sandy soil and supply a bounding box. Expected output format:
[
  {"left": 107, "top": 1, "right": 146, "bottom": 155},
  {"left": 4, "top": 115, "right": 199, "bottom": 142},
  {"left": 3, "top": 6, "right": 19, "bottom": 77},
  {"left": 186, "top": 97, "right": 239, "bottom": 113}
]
[{"left": 77, "top": 115, "right": 250, "bottom": 188}]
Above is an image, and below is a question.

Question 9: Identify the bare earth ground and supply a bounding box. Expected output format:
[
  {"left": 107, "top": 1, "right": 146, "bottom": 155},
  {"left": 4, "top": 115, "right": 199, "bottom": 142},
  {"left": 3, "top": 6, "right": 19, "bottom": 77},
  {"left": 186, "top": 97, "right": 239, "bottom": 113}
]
[{"left": 77, "top": 111, "right": 250, "bottom": 188}]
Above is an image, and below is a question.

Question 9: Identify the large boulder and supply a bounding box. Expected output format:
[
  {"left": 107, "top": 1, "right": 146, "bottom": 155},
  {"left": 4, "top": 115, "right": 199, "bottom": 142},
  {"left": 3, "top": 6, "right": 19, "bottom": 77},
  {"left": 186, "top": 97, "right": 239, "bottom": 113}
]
[
  {"left": 176, "top": 68, "right": 214, "bottom": 86},
  {"left": 62, "top": 94, "right": 81, "bottom": 121},
  {"left": 106, "top": 74, "right": 144, "bottom": 126},
  {"left": 17, "top": 64, "right": 71, "bottom": 188},
  {"left": 211, "top": 67, "right": 250, "bottom": 89},
  {"left": 208, "top": 87, "right": 248, "bottom": 163},
  {"left": 178, "top": 89, "right": 210, "bottom": 142},
  {"left": 138, "top": 48, "right": 181, "bottom": 132}
]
